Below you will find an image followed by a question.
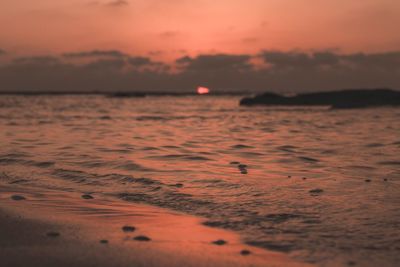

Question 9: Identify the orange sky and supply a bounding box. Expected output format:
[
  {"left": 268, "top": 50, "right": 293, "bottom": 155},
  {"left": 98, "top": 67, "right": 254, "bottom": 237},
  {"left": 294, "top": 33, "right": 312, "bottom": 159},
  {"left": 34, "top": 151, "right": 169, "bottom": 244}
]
[{"left": 1, "top": 0, "right": 400, "bottom": 61}]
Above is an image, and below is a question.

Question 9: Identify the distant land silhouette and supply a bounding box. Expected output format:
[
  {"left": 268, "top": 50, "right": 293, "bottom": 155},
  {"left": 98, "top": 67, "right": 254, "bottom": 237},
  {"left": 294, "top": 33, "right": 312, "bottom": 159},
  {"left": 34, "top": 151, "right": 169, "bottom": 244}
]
[
  {"left": 108, "top": 91, "right": 246, "bottom": 97},
  {"left": 0, "top": 91, "right": 246, "bottom": 97},
  {"left": 240, "top": 88, "right": 400, "bottom": 108}
]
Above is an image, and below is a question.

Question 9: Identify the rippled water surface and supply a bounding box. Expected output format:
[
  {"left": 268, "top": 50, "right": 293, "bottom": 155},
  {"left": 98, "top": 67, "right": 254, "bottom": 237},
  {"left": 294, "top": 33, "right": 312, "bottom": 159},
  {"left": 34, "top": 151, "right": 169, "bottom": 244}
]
[{"left": 1, "top": 95, "right": 399, "bottom": 266}]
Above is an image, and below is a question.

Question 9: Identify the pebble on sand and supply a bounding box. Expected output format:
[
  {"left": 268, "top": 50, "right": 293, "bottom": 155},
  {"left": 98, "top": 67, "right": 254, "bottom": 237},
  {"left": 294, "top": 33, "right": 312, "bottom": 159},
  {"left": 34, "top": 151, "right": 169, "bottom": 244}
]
[
  {"left": 365, "top": 179, "right": 371, "bottom": 183},
  {"left": 100, "top": 239, "right": 109, "bottom": 244},
  {"left": 46, "top": 231, "right": 60, "bottom": 237},
  {"left": 81, "top": 194, "right": 94, "bottom": 199},
  {"left": 11, "top": 195, "right": 26, "bottom": 201},
  {"left": 212, "top": 239, "right": 227, "bottom": 245},
  {"left": 133, "top": 235, "right": 151, "bottom": 241},
  {"left": 230, "top": 161, "right": 240, "bottom": 165},
  {"left": 122, "top": 226, "right": 136, "bottom": 232},
  {"left": 309, "top": 189, "right": 324, "bottom": 194},
  {"left": 383, "top": 178, "right": 388, "bottom": 181},
  {"left": 238, "top": 164, "right": 248, "bottom": 174},
  {"left": 240, "top": 249, "right": 251, "bottom": 255}
]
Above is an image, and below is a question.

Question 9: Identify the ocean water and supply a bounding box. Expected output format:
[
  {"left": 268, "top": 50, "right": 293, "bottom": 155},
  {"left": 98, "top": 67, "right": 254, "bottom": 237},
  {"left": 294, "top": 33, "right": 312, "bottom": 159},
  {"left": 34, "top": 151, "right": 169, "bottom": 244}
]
[{"left": 1, "top": 95, "right": 399, "bottom": 266}]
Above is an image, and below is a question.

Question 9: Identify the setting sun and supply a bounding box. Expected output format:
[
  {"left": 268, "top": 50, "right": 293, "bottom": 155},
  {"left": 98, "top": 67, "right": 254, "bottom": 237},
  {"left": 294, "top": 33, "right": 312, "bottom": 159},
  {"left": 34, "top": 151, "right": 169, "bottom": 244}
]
[{"left": 197, "top": 86, "right": 210, "bottom": 95}]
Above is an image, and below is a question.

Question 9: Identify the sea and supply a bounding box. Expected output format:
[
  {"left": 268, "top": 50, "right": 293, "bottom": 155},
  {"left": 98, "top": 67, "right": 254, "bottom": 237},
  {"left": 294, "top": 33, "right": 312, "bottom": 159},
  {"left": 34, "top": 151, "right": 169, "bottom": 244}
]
[{"left": 1, "top": 94, "right": 399, "bottom": 266}]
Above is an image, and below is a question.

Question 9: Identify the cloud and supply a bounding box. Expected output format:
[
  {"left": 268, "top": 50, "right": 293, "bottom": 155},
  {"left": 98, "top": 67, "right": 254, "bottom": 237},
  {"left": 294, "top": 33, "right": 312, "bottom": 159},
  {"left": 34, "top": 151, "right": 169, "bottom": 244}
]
[
  {"left": 13, "top": 56, "right": 60, "bottom": 65},
  {"left": 87, "top": 1, "right": 101, "bottom": 6},
  {"left": 260, "top": 51, "right": 340, "bottom": 68},
  {"left": 260, "top": 50, "right": 400, "bottom": 70},
  {"left": 159, "top": 31, "right": 179, "bottom": 38},
  {"left": 148, "top": 50, "right": 164, "bottom": 56},
  {"left": 176, "top": 54, "right": 253, "bottom": 72},
  {"left": 341, "top": 52, "right": 400, "bottom": 69},
  {"left": 62, "top": 50, "right": 163, "bottom": 69},
  {"left": 63, "top": 50, "right": 128, "bottom": 58},
  {"left": 84, "top": 58, "right": 126, "bottom": 71},
  {"left": 127, "top": 56, "right": 152, "bottom": 66},
  {"left": 242, "top": 37, "right": 259, "bottom": 43},
  {"left": 260, "top": 20, "right": 269, "bottom": 27},
  {"left": 0, "top": 50, "right": 399, "bottom": 93},
  {"left": 106, "top": 0, "right": 129, "bottom": 7}
]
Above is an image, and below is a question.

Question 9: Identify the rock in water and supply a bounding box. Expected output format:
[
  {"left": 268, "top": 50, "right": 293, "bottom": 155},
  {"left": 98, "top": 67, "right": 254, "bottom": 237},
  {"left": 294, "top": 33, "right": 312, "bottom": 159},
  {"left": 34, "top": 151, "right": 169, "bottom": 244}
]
[
  {"left": 240, "top": 89, "right": 400, "bottom": 109},
  {"left": 133, "top": 235, "right": 151, "bottom": 241},
  {"left": 240, "top": 250, "right": 251, "bottom": 255},
  {"left": 212, "top": 239, "right": 227, "bottom": 245},
  {"left": 81, "top": 194, "right": 94, "bottom": 199},
  {"left": 122, "top": 226, "right": 136, "bottom": 232},
  {"left": 11, "top": 195, "right": 26, "bottom": 201}
]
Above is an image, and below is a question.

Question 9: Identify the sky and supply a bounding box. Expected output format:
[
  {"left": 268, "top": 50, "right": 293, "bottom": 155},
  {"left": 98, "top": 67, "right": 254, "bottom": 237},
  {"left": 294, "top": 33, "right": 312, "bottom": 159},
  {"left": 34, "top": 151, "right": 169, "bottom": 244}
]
[{"left": 0, "top": 0, "right": 399, "bottom": 93}]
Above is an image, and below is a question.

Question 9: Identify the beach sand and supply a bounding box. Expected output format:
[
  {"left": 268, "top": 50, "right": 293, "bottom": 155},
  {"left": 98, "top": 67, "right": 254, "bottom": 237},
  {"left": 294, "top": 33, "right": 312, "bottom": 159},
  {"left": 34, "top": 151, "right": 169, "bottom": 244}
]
[{"left": 0, "top": 184, "right": 311, "bottom": 267}]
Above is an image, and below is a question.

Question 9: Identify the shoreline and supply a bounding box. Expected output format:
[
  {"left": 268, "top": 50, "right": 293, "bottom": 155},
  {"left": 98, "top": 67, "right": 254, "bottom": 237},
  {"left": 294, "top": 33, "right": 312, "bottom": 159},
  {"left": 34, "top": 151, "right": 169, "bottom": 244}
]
[{"left": 0, "top": 184, "right": 310, "bottom": 267}]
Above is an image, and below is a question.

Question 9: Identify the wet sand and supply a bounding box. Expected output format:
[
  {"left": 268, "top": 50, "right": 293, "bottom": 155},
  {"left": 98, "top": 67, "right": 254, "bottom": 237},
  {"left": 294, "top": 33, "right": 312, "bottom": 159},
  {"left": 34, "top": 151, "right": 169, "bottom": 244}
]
[{"left": 0, "top": 184, "right": 310, "bottom": 267}]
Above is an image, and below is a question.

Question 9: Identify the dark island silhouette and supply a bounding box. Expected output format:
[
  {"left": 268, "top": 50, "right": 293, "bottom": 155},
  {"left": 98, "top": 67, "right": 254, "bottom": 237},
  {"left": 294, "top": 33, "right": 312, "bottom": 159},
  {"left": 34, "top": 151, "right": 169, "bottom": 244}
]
[{"left": 240, "top": 88, "right": 400, "bottom": 108}]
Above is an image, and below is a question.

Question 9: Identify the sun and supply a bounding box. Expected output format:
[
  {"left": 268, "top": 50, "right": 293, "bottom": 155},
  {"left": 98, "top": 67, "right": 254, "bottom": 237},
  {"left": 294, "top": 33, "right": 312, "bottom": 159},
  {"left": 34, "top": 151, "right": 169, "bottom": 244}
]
[{"left": 197, "top": 86, "right": 210, "bottom": 95}]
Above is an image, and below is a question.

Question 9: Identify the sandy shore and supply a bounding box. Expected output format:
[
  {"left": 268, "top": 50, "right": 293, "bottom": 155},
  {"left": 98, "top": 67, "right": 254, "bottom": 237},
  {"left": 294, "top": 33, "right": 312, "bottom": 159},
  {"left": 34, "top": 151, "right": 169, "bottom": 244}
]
[{"left": 0, "top": 184, "right": 311, "bottom": 267}]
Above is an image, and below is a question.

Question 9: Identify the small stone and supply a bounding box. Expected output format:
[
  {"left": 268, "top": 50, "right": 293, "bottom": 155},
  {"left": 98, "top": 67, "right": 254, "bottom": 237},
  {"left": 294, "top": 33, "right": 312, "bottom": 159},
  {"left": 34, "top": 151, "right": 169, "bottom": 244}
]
[
  {"left": 309, "top": 189, "right": 324, "bottom": 194},
  {"left": 122, "top": 226, "right": 136, "bottom": 232},
  {"left": 240, "top": 249, "right": 251, "bottom": 255},
  {"left": 133, "top": 235, "right": 151, "bottom": 241},
  {"left": 46, "top": 231, "right": 60, "bottom": 237},
  {"left": 11, "top": 195, "right": 26, "bottom": 201},
  {"left": 288, "top": 175, "right": 292, "bottom": 178},
  {"left": 237, "top": 163, "right": 248, "bottom": 174},
  {"left": 383, "top": 178, "right": 388, "bottom": 182},
  {"left": 174, "top": 183, "right": 184, "bottom": 188},
  {"left": 100, "top": 239, "right": 109, "bottom": 244},
  {"left": 365, "top": 179, "right": 371, "bottom": 183},
  {"left": 212, "top": 239, "right": 227, "bottom": 245},
  {"left": 230, "top": 161, "right": 240, "bottom": 165},
  {"left": 302, "top": 177, "right": 307, "bottom": 180},
  {"left": 81, "top": 194, "right": 94, "bottom": 199}
]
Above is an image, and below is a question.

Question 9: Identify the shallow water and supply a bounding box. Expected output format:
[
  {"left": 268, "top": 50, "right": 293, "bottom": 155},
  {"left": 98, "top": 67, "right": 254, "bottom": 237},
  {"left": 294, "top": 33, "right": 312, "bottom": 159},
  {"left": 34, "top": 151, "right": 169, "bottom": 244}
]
[{"left": 1, "top": 95, "right": 399, "bottom": 266}]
